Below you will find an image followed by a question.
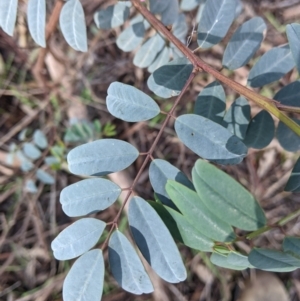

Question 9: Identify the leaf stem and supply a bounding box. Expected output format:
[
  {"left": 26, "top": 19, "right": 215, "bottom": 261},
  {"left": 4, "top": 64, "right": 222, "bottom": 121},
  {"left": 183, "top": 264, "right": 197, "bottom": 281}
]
[
  {"left": 246, "top": 208, "right": 300, "bottom": 240},
  {"left": 131, "top": 0, "right": 300, "bottom": 136},
  {"left": 101, "top": 70, "right": 197, "bottom": 250},
  {"left": 278, "top": 208, "right": 300, "bottom": 226},
  {"left": 246, "top": 225, "right": 273, "bottom": 240}
]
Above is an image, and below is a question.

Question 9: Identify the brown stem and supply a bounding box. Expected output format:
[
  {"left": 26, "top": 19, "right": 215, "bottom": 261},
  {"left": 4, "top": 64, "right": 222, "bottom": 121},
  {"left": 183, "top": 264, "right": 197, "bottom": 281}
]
[
  {"left": 32, "top": 0, "right": 64, "bottom": 88},
  {"left": 101, "top": 70, "right": 197, "bottom": 250},
  {"left": 131, "top": 0, "right": 300, "bottom": 136}
]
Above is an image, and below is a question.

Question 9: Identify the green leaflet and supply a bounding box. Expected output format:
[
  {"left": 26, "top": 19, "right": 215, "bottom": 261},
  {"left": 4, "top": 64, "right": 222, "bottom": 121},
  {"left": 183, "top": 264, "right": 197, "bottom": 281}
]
[
  {"left": 0, "top": 0, "right": 18, "bottom": 36},
  {"left": 150, "top": 201, "right": 214, "bottom": 251},
  {"left": 277, "top": 118, "right": 300, "bottom": 152},
  {"left": 222, "top": 17, "right": 266, "bottom": 70},
  {"left": 23, "top": 142, "right": 42, "bottom": 160},
  {"left": 107, "top": 82, "right": 160, "bottom": 122},
  {"left": 63, "top": 250, "right": 104, "bottom": 301},
  {"left": 210, "top": 252, "right": 249, "bottom": 270},
  {"left": 60, "top": 0, "right": 87, "bottom": 52},
  {"left": 175, "top": 114, "right": 247, "bottom": 165},
  {"left": 274, "top": 80, "right": 300, "bottom": 107},
  {"left": 222, "top": 96, "right": 250, "bottom": 140},
  {"left": 128, "top": 196, "right": 187, "bottom": 283},
  {"left": 149, "top": 159, "right": 194, "bottom": 209},
  {"left": 286, "top": 23, "right": 300, "bottom": 73},
  {"left": 147, "top": 57, "right": 193, "bottom": 98},
  {"left": 27, "top": 0, "right": 46, "bottom": 47},
  {"left": 192, "top": 159, "right": 266, "bottom": 231},
  {"left": 197, "top": 0, "right": 237, "bottom": 49},
  {"left": 67, "top": 139, "right": 139, "bottom": 176},
  {"left": 109, "top": 231, "right": 153, "bottom": 294},
  {"left": 51, "top": 218, "right": 106, "bottom": 260},
  {"left": 283, "top": 237, "right": 300, "bottom": 260},
  {"left": 60, "top": 178, "right": 121, "bottom": 217},
  {"left": 133, "top": 34, "right": 165, "bottom": 68},
  {"left": 94, "top": 1, "right": 130, "bottom": 29},
  {"left": 243, "top": 110, "right": 275, "bottom": 149},
  {"left": 249, "top": 248, "right": 300, "bottom": 272},
  {"left": 166, "top": 180, "right": 236, "bottom": 242},
  {"left": 194, "top": 80, "right": 226, "bottom": 125},
  {"left": 248, "top": 45, "right": 295, "bottom": 87},
  {"left": 33, "top": 129, "right": 48, "bottom": 149},
  {"left": 284, "top": 158, "right": 300, "bottom": 192}
]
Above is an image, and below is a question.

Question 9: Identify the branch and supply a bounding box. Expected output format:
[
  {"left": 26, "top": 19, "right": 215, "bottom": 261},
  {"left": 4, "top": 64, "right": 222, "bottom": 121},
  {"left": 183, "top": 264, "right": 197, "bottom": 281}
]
[{"left": 131, "top": 0, "right": 300, "bottom": 137}]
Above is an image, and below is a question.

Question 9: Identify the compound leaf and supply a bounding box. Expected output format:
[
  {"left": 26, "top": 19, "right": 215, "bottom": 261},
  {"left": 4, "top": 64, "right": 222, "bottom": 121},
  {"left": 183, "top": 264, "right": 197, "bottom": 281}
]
[
  {"left": 248, "top": 248, "right": 300, "bottom": 272},
  {"left": 194, "top": 81, "right": 226, "bottom": 125},
  {"left": 223, "top": 96, "right": 251, "bottom": 140},
  {"left": 276, "top": 118, "right": 300, "bottom": 152},
  {"left": 147, "top": 57, "right": 193, "bottom": 98},
  {"left": 107, "top": 82, "right": 160, "bottom": 122},
  {"left": 0, "top": 0, "right": 18, "bottom": 36},
  {"left": 243, "top": 110, "right": 275, "bottom": 149},
  {"left": 149, "top": 159, "right": 194, "bottom": 208},
  {"left": 197, "top": 0, "right": 237, "bottom": 49},
  {"left": 175, "top": 114, "right": 248, "bottom": 165},
  {"left": 248, "top": 45, "right": 295, "bottom": 87},
  {"left": 148, "top": 46, "right": 171, "bottom": 73},
  {"left": 60, "top": 178, "right": 121, "bottom": 217},
  {"left": 223, "top": 17, "right": 266, "bottom": 70},
  {"left": 210, "top": 253, "right": 248, "bottom": 270},
  {"left": 150, "top": 201, "right": 213, "bottom": 251},
  {"left": 36, "top": 169, "right": 55, "bottom": 184},
  {"left": 27, "top": 0, "right": 46, "bottom": 47},
  {"left": 23, "top": 142, "right": 42, "bottom": 160},
  {"left": 33, "top": 129, "right": 48, "bottom": 149},
  {"left": 67, "top": 139, "right": 139, "bottom": 176},
  {"left": 60, "top": 0, "right": 87, "bottom": 52},
  {"left": 51, "top": 218, "right": 106, "bottom": 260},
  {"left": 109, "top": 230, "right": 153, "bottom": 294},
  {"left": 116, "top": 15, "right": 145, "bottom": 52},
  {"left": 94, "top": 1, "right": 130, "bottom": 29},
  {"left": 133, "top": 34, "right": 165, "bottom": 68},
  {"left": 286, "top": 23, "right": 300, "bottom": 73},
  {"left": 284, "top": 158, "right": 300, "bottom": 192},
  {"left": 63, "top": 249, "right": 104, "bottom": 301},
  {"left": 274, "top": 80, "right": 300, "bottom": 107},
  {"left": 166, "top": 180, "right": 236, "bottom": 242},
  {"left": 283, "top": 237, "right": 300, "bottom": 260},
  {"left": 128, "top": 196, "right": 187, "bottom": 283},
  {"left": 192, "top": 159, "right": 266, "bottom": 230}
]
